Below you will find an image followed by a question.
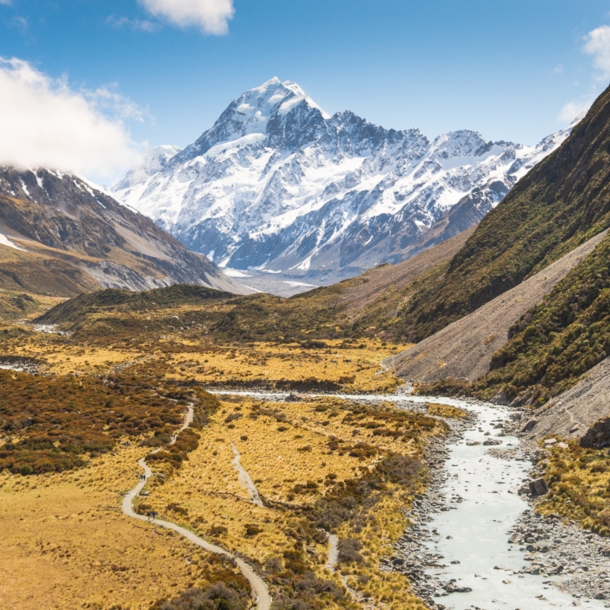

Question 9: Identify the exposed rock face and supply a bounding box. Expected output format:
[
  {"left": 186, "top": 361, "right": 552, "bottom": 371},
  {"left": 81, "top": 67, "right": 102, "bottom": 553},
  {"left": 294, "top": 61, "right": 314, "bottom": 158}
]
[
  {"left": 0, "top": 167, "right": 249, "bottom": 296},
  {"left": 521, "top": 356, "right": 610, "bottom": 446},
  {"left": 580, "top": 418, "right": 610, "bottom": 449},
  {"left": 521, "top": 420, "right": 538, "bottom": 433},
  {"left": 113, "top": 78, "right": 571, "bottom": 288}
]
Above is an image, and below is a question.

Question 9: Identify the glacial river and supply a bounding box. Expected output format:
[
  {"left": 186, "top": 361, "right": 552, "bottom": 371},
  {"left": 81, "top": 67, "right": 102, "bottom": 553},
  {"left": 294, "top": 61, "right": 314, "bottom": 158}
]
[{"left": 212, "top": 390, "right": 607, "bottom": 609}]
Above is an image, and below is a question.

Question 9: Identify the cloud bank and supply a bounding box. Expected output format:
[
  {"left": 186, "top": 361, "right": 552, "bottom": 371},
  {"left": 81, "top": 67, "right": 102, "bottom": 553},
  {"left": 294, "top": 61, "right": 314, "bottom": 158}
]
[
  {"left": 139, "top": 0, "right": 234, "bottom": 34},
  {"left": 0, "top": 58, "right": 139, "bottom": 178},
  {"left": 558, "top": 99, "right": 593, "bottom": 123},
  {"left": 584, "top": 25, "right": 610, "bottom": 80}
]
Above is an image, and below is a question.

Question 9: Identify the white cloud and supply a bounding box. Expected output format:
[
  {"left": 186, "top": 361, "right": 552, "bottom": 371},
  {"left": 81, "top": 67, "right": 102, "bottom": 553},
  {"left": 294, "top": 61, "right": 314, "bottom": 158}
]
[
  {"left": 584, "top": 25, "right": 610, "bottom": 80},
  {"left": 0, "top": 58, "right": 140, "bottom": 179},
  {"left": 138, "top": 0, "right": 234, "bottom": 34},
  {"left": 106, "top": 15, "right": 159, "bottom": 33},
  {"left": 558, "top": 98, "right": 592, "bottom": 123}
]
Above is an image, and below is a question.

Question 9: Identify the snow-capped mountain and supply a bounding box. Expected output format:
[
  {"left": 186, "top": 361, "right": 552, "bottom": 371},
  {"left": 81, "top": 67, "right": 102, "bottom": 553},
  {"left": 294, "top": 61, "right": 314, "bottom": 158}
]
[{"left": 113, "top": 77, "right": 572, "bottom": 291}]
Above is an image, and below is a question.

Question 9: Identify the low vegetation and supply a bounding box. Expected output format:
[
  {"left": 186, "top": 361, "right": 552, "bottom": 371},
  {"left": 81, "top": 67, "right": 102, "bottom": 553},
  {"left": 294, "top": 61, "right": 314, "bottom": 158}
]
[
  {"left": 0, "top": 444, "right": 245, "bottom": 610},
  {"left": 0, "top": 282, "right": 442, "bottom": 609},
  {"left": 479, "top": 232, "right": 610, "bottom": 406},
  {"left": 0, "top": 366, "right": 219, "bottom": 475},
  {"left": 138, "top": 396, "right": 444, "bottom": 610},
  {"left": 416, "top": 233, "right": 610, "bottom": 408},
  {"left": 538, "top": 440, "right": 610, "bottom": 537},
  {"left": 153, "top": 558, "right": 252, "bottom": 610}
]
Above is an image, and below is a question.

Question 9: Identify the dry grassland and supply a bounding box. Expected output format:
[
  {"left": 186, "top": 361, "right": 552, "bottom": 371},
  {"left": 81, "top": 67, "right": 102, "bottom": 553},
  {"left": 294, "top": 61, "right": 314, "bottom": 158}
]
[
  {"left": 537, "top": 440, "right": 610, "bottom": 536},
  {"left": 0, "top": 446, "right": 244, "bottom": 610},
  {"left": 2, "top": 331, "right": 407, "bottom": 394},
  {"left": 0, "top": 306, "right": 439, "bottom": 609},
  {"left": 138, "top": 397, "right": 443, "bottom": 609}
]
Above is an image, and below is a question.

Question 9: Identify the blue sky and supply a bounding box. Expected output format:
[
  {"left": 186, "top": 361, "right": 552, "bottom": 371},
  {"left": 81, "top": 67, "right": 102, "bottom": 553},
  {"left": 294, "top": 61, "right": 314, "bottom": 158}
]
[{"left": 1, "top": 0, "right": 610, "bottom": 181}]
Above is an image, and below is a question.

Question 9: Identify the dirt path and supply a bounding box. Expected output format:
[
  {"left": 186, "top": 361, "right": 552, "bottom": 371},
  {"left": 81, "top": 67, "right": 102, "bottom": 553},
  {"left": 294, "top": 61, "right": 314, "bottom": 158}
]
[
  {"left": 326, "top": 533, "right": 338, "bottom": 573},
  {"left": 231, "top": 443, "right": 264, "bottom": 507},
  {"left": 121, "top": 406, "right": 272, "bottom": 610}
]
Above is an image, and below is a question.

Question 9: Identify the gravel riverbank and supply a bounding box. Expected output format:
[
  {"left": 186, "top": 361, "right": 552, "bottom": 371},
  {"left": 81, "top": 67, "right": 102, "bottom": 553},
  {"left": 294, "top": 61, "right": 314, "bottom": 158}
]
[{"left": 386, "top": 398, "right": 610, "bottom": 610}]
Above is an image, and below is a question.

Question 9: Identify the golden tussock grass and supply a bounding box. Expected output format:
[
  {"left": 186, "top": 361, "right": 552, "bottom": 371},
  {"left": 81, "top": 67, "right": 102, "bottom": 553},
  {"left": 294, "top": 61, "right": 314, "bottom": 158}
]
[
  {"left": 0, "top": 446, "right": 224, "bottom": 610},
  {"left": 137, "top": 397, "right": 444, "bottom": 609},
  {"left": 426, "top": 403, "right": 467, "bottom": 419},
  {"left": 537, "top": 440, "right": 610, "bottom": 536}
]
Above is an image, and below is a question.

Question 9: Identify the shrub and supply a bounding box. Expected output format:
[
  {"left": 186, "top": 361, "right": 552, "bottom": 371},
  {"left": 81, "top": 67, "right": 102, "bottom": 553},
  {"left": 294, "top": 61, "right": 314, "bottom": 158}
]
[
  {"left": 157, "top": 583, "right": 250, "bottom": 610},
  {"left": 338, "top": 538, "right": 363, "bottom": 564}
]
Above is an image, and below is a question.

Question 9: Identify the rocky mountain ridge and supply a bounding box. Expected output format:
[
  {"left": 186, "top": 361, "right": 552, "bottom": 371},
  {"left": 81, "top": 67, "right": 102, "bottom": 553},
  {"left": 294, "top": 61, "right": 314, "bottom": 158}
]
[
  {"left": 0, "top": 167, "right": 248, "bottom": 299},
  {"left": 113, "top": 77, "right": 572, "bottom": 291}
]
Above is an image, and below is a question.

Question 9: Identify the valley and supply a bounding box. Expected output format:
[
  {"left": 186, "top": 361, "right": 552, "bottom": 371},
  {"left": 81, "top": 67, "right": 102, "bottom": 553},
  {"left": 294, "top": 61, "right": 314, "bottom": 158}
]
[
  {"left": 1, "top": 255, "right": 610, "bottom": 609},
  {"left": 3, "top": 46, "right": 610, "bottom": 610}
]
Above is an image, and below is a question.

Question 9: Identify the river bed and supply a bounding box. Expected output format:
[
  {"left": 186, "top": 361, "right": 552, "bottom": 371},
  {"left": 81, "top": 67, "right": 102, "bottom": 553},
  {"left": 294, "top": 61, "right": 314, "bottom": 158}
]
[
  {"left": 418, "top": 399, "right": 608, "bottom": 610},
  {"left": 211, "top": 390, "right": 609, "bottom": 609}
]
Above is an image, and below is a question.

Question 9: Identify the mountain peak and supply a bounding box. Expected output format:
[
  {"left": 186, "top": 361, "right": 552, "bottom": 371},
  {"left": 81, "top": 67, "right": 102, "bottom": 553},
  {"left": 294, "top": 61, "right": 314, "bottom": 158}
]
[
  {"left": 171, "top": 79, "right": 330, "bottom": 162},
  {"left": 113, "top": 83, "right": 573, "bottom": 294},
  {"left": 235, "top": 78, "right": 329, "bottom": 124}
]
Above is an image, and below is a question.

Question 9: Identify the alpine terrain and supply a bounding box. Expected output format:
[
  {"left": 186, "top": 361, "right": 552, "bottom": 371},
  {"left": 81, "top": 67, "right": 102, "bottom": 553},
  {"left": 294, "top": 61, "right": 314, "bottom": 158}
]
[
  {"left": 0, "top": 166, "right": 248, "bottom": 315},
  {"left": 113, "top": 78, "right": 572, "bottom": 294}
]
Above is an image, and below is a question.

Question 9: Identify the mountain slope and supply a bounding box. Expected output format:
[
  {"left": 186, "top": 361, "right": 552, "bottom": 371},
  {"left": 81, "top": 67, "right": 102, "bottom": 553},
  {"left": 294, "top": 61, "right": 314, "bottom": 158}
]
[
  {"left": 398, "top": 85, "right": 610, "bottom": 341},
  {"left": 113, "top": 78, "right": 570, "bottom": 290},
  {"left": 0, "top": 167, "right": 249, "bottom": 301},
  {"left": 474, "top": 228, "right": 610, "bottom": 406},
  {"left": 37, "top": 227, "right": 473, "bottom": 344},
  {"left": 389, "top": 229, "right": 608, "bottom": 384}
]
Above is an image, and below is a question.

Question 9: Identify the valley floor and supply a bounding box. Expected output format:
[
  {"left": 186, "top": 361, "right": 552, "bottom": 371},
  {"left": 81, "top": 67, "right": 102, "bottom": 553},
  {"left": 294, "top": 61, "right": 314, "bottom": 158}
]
[{"left": 1, "top": 313, "right": 610, "bottom": 610}]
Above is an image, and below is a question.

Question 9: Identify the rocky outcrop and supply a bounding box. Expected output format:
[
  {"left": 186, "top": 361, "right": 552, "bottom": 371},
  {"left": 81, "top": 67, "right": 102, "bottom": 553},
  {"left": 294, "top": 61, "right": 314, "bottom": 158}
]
[
  {"left": 580, "top": 418, "right": 610, "bottom": 449},
  {"left": 521, "top": 356, "right": 610, "bottom": 445}
]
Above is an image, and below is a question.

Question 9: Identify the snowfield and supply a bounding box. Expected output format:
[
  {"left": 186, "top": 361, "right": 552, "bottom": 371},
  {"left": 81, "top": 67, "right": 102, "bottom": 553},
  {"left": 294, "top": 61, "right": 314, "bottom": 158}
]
[{"left": 113, "top": 77, "right": 573, "bottom": 286}]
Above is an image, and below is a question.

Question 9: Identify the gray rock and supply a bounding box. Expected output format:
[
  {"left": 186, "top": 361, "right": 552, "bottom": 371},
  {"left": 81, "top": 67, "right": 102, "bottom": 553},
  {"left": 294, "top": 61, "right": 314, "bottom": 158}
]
[
  {"left": 529, "top": 478, "right": 549, "bottom": 496},
  {"left": 483, "top": 438, "right": 502, "bottom": 446},
  {"left": 580, "top": 418, "right": 610, "bottom": 449},
  {"left": 522, "top": 419, "right": 539, "bottom": 433}
]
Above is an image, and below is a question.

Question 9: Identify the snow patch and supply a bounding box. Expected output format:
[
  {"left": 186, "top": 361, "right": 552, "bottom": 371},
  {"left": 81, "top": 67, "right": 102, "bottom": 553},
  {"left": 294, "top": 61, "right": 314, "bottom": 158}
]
[
  {"left": 0, "top": 232, "right": 25, "bottom": 251},
  {"left": 223, "top": 268, "right": 252, "bottom": 278}
]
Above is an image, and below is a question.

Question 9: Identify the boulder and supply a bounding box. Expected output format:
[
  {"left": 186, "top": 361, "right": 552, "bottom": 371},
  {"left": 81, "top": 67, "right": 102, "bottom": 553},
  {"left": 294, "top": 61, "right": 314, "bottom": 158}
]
[
  {"left": 491, "top": 391, "right": 509, "bottom": 405},
  {"left": 580, "top": 418, "right": 610, "bottom": 449},
  {"left": 444, "top": 582, "right": 472, "bottom": 593},
  {"left": 529, "top": 478, "right": 549, "bottom": 496},
  {"left": 521, "top": 419, "right": 538, "bottom": 433}
]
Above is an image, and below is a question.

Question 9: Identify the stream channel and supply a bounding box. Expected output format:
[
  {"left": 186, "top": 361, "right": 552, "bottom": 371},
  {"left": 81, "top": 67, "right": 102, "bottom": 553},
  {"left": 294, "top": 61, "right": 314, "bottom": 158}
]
[{"left": 212, "top": 390, "right": 609, "bottom": 609}]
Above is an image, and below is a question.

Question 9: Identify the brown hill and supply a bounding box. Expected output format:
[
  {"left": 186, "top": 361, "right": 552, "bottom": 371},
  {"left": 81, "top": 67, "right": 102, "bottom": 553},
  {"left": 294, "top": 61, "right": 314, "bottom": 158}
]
[
  {"left": 0, "top": 168, "right": 248, "bottom": 308},
  {"left": 37, "top": 227, "right": 474, "bottom": 343}
]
